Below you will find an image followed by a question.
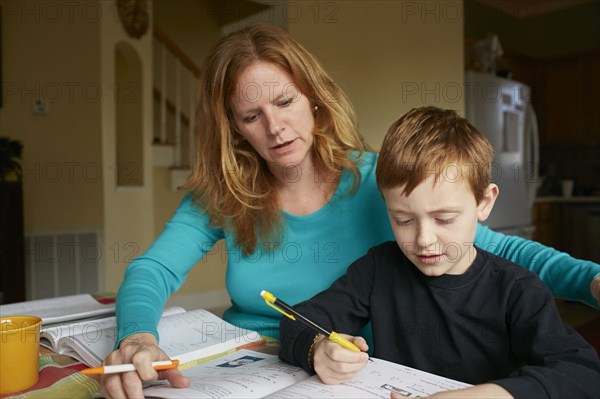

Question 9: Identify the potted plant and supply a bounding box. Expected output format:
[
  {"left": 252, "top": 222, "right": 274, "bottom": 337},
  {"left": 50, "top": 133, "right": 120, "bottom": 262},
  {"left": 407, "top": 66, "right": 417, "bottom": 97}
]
[
  {"left": 0, "top": 137, "right": 23, "bottom": 183},
  {"left": 0, "top": 137, "right": 25, "bottom": 303}
]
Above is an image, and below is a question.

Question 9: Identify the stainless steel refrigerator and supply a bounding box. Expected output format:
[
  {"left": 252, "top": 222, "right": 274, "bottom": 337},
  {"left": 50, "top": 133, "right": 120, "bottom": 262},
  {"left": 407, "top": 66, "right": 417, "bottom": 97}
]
[{"left": 465, "top": 71, "right": 539, "bottom": 239}]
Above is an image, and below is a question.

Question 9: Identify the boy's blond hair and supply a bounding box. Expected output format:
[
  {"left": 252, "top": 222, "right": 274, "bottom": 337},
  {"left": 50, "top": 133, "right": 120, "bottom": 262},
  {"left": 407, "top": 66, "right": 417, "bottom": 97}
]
[{"left": 376, "top": 106, "right": 494, "bottom": 204}]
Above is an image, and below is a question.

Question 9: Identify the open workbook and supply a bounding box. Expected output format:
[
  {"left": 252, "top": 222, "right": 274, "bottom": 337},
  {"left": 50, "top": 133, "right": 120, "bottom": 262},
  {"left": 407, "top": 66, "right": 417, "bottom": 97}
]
[
  {"left": 142, "top": 349, "right": 472, "bottom": 398},
  {"left": 38, "top": 307, "right": 264, "bottom": 367}
]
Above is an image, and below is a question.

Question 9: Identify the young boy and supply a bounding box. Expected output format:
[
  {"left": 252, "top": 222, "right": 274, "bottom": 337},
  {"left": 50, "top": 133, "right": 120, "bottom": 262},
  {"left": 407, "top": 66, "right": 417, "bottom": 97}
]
[{"left": 278, "top": 107, "right": 600, "bottom": 398}]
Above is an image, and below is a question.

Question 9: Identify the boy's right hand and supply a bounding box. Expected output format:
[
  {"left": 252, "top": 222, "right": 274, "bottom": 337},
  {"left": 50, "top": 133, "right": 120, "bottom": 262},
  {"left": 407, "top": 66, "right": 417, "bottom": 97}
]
[
  {"left": 313, "top": 333, "right": 370, "bottom": 385},
  {"left": 100, "top": 332, "right": 189, "bottom": 399}
]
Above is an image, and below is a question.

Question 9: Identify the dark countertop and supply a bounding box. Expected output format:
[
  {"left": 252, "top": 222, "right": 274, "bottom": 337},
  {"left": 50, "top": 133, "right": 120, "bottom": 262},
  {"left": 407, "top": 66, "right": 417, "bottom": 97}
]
[{"left": 536, "top": 196, "right": 600, "bottom": 204}]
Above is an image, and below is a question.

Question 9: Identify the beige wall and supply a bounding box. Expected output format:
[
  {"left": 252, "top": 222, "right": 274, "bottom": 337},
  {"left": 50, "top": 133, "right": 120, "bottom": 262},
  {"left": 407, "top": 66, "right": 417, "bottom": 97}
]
[
  {"left": 0, "top": 0, "right": 103, "bottom": 230},
  {"left": 0, "top": 0, "right": 154, "bottom": 295},
  {"left": 100, "top": 0, "right": 155, "bottom": 292},
  {"left": 153, "top": 0, "right": 222, "bottom": 68},
  {"left": 289, "top": 0, "right": 465, "bottom": 149},
  {"left": 1, "top": 0, "right": 157, "bottom": 293}
]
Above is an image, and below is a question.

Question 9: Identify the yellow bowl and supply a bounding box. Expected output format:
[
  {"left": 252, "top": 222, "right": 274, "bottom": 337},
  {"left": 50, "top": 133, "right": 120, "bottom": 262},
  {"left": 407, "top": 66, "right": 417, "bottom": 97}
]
[{"left": 0, "top": 316, "right": 42, "bottom": 394}]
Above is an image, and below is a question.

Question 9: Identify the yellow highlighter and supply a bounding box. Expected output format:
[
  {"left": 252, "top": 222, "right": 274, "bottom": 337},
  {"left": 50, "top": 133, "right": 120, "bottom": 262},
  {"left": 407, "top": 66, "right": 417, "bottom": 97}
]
[{"left": 260, "top": 290, "right": 360, "bottom": 352}]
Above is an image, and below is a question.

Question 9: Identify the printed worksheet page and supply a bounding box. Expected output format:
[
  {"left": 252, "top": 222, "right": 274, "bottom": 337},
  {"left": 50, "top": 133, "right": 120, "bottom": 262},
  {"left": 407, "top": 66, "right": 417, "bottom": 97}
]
[
  {"left": 143, "top": 350, "right": 471, "bottom": 399},
  {"left": 267, "top": 357, "right": 472, "bottom": 398},
  {"left": 143, "top": 350, "right": 310, "bottom": 399}
]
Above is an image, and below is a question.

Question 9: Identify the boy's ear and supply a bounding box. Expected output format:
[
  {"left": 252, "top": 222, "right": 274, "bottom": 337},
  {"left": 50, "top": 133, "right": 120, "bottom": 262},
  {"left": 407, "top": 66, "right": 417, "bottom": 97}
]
[{"left": 477, "top": 184, "right": 499, "bottom": 222}]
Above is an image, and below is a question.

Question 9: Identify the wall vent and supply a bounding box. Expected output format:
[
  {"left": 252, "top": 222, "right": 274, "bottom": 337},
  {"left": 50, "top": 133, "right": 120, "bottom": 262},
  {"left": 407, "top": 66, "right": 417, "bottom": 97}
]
[{"left": 25, "top": 229, "right": 103, "bottom": 300}]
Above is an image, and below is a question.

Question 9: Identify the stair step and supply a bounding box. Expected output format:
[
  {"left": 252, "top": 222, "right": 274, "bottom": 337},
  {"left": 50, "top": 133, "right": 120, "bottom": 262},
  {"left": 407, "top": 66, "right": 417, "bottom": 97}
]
[
  {"left": 170, "top": 168, "right": 191, "bottom": 191},
  {"left": 153, "top": 144, "right": 176, "bottom": 167}
]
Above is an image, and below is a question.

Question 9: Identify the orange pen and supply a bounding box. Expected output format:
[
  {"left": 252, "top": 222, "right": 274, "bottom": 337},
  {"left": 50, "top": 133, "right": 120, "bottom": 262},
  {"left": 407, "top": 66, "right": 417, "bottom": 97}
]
[{"left": 80, "top": 360, "right": 179, "bottom": 375}]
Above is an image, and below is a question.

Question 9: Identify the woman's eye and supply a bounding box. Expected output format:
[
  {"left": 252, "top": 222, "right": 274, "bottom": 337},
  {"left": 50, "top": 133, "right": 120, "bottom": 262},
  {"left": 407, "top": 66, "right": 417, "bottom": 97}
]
[
  {"left": 279, "top": 98, "right": 292, "bottom": 107},
  {"left": 397, "top": 219, "right": 413, "bottom": 226},
  {"left": 243, "top": 114, "right": 258, "bottom": 123}
]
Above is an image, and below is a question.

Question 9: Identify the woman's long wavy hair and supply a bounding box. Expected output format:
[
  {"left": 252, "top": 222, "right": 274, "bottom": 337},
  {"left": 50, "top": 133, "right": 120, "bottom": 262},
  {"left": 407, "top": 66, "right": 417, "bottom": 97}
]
[{"left": 182, "top": 24, "right": 369, "bottom": 255}]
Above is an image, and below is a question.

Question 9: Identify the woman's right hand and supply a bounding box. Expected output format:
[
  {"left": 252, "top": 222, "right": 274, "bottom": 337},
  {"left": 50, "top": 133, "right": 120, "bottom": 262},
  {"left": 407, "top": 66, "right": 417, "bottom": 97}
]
[{"left": 100, "top": 332, "right": 189, "bottom": 399}]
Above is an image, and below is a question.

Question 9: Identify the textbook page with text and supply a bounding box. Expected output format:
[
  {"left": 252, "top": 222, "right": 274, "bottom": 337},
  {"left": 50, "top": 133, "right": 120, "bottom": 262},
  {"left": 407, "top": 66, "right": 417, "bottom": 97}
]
[
  {"left": 39, "top": 308, "right": 263, "bottom": 367},
  {"left": 143, "top": 349, "right": 471, "bottom": 398}
]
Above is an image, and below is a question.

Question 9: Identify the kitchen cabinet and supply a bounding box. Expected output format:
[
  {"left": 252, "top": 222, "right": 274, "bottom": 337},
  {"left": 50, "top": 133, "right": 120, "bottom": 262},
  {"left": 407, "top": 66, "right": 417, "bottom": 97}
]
[
  {"left": 560, "top": 203, "right": 600, "bottom": 263},
  {"left": 536, "top": 58, "right": 586, "bottom": 144},
  {"left": 502, "top": 53, "right": 536, "bottom": 87},
  {"left": 504, "top": 51, "right": 600, "bottom": 146},
  {"left": 534, "top": 53, "right": 600, "bottom": 146},
  {"left": 532, "top": 202, "right": 561, "bottom": 249},
  {"left": 589, "top": 54, "right": 600, "bottom": 141},
  {"left": 533, "top": 199, "right": 600, "bottom": 263}
]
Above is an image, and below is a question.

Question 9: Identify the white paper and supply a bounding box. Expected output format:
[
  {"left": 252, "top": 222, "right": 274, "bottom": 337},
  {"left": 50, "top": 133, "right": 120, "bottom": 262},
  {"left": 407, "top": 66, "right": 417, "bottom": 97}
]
[
  {"left": 268, "top": 358, "right": 472, "bottom": 398},
  {"left": 39, "top": 307, "right": 262, "bottom": 367},
  {"left": 143, "top": 351, "right": 471, "bottom": 399},
  {"left": 0, "top": 294, "right": 115, "bottom": 324},
  {"left": 159, "top": 309, "right": 263, "bottom": 365},
  {"left": 144, "top": 350, "right": 310, "bottom": 399}
]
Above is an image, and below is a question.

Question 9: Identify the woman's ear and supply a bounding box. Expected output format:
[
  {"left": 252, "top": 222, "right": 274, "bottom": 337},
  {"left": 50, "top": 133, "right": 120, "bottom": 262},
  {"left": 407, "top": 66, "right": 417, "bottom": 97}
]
[{"left": 477, "top": 184, "right": 499, "bottom": 222}]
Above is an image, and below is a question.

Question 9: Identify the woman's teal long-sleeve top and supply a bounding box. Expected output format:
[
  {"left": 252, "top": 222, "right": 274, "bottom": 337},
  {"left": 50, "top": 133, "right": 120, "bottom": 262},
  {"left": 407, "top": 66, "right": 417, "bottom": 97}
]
[{"left": 115, "top": 152, "right": 600, "bottom": 344}]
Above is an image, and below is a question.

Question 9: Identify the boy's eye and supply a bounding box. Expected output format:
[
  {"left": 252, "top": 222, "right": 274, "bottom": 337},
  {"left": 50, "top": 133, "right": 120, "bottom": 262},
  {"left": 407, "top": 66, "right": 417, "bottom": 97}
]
[{"left": 436, "top": 218, "right": 455, "bottom": 225}]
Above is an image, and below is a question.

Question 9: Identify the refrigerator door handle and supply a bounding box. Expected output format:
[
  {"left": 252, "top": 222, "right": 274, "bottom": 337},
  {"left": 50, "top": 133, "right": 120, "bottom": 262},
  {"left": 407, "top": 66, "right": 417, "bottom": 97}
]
[{"left": 526, "top": 103, "right": 540, "bottom": 207}]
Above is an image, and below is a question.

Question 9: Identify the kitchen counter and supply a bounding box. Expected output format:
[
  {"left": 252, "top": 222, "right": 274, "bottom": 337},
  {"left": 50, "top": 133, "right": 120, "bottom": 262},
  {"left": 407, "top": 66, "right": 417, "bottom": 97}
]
[
  {"left": 533, "top": 199, "right": 600, "bottom": 264},
  {"left": 536, "top": 196, "right": 600, "bottom": 203}
]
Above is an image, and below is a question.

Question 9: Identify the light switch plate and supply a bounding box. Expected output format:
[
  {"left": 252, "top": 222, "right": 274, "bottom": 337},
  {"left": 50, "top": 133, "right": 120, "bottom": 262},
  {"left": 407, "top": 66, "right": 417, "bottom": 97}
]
[{"left": 33, "top": 98, "right": 49, "bottom": 114}]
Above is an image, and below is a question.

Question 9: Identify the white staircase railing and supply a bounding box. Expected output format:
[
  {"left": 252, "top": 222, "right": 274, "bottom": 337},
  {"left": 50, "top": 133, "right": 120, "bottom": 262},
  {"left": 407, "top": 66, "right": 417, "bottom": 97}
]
[{"left": 153, "top": 26, "right": 200, "bottom": 169}]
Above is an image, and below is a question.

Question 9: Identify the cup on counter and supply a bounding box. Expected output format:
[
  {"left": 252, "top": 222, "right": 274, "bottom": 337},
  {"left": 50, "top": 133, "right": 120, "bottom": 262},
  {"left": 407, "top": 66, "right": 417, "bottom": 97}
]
[
  {"left": 561, "top": 179, "right": 575, "bottom": 198},
  {"left": 0, "top": 316, "right": 42, "bottom": 394}
]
